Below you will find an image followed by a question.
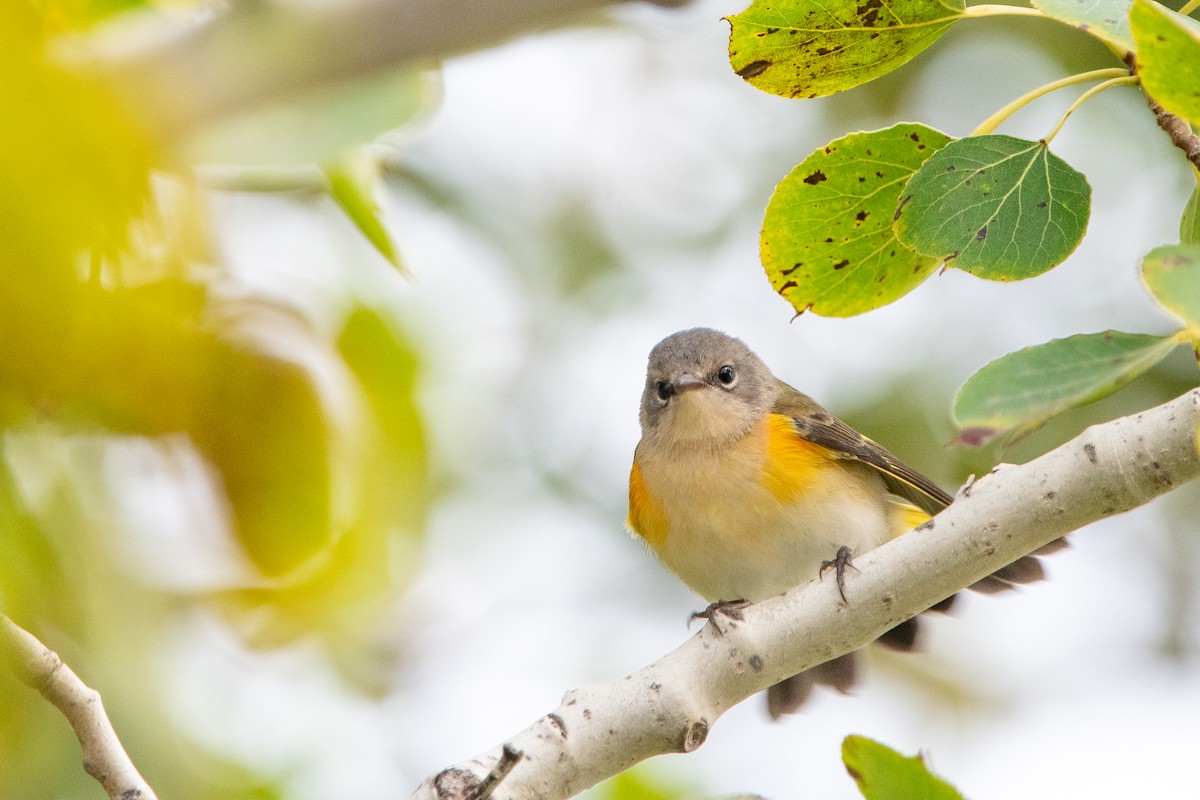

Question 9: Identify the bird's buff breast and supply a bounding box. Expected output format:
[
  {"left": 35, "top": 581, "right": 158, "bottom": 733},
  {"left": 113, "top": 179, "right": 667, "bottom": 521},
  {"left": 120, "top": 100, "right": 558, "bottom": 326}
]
[{"left": 628, "top": 414, "right": 890, "bottom": 602}]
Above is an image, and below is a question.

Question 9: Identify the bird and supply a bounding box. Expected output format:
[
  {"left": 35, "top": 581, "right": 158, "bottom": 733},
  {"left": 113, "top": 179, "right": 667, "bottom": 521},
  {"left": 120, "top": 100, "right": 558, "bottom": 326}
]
[{"left": 626, "top": 327, "right": 1056, "bottom": 717}]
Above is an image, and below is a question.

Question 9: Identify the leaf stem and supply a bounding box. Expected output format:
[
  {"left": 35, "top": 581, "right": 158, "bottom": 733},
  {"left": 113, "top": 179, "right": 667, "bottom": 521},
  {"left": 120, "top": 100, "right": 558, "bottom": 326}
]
[
  {"left": 1043, "top": 76, "right": 1140, "bottom": 143},
  {"left": 973, "top": 68, "right": 1129, "bottom": 136},
  {"left": 1179, "top": 0, "right": 1199, "bottom": 15},
  {"left": 961, "top": 4, "right": 1048, "bottom": 18}
]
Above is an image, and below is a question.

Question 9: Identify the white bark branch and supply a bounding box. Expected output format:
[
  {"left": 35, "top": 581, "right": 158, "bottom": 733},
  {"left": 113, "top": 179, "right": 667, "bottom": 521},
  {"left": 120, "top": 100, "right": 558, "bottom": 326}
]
[
  {"left": 410, "top": 389, "right": 1200, "bottom": 800},
  {"left": 83, "top": 0, "right": 691, "bottom": 137},
  {"left": 0, "top": 615, "right": 158, "bottom": 800}
]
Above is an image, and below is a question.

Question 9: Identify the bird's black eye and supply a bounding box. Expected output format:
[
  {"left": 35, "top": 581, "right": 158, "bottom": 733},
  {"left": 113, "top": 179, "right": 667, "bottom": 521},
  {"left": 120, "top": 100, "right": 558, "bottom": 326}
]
[
  {"left": 656, "top": 381, "right": 672, "bottom": 401},
  {"left": 717, "top": 365, "right": 736, "bottom": 385}
]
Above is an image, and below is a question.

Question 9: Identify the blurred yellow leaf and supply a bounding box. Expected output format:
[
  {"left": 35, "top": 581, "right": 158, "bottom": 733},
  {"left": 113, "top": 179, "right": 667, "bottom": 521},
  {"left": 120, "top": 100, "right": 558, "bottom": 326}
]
[{"left": 0, "top": 5, "right": 156, "bottom": 276}]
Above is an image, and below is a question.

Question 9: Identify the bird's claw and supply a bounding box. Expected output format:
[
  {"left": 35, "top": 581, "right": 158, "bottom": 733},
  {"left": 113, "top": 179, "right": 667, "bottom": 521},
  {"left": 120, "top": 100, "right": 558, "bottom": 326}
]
[{"left": 819, "top": 545, "right": 858, "bottom": 603}]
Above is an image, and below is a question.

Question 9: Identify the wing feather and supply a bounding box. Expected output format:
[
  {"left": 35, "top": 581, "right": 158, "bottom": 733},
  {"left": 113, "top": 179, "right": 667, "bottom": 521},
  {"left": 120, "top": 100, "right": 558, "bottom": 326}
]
[{"left": 772, "top": 382, "right": 953, "bottom": 516}]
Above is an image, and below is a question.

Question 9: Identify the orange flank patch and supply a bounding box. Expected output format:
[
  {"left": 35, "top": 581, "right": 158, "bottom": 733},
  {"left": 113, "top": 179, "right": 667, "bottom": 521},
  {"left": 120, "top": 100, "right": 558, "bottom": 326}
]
[
  {"left": 760, "top": 413, "right": 833, "bottom": 503},
  {"left": 628, "top": 461, "right": 669, "bottom": 549}
]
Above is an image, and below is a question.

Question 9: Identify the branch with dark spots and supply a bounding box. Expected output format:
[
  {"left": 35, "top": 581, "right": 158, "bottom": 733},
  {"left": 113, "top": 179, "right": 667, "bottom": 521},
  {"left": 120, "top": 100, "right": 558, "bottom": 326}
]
[{"left": 546, "top": 713, "right": 568, "bottom": 739}]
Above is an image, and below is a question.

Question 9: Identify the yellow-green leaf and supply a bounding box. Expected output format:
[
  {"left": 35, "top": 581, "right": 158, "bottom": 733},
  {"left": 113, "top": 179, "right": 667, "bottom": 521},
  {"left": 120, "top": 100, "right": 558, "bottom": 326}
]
[
  {"left": 894, "top": 135, "right": 1091, "bottom": 280},
  {"left": 0, "top": 5, "right": 156, "bottom": 279},
  {"left": 953, "top": 331, "right": 1180, "bottom": 446},
  {"left": 1181, "top": 176, "right": 1200, "bottom": 245},
  {"left": 1130, "top": 0, "right": 1200, "bottom": 126},
  {"left": 843, "top": 735, "right": 964, "bottom": 800},
  {"left": 761, "top": 124, "right": 952, "bottom": 316},
  {"left": 1142, "top": 243, "right": 1200, "bottom": 331},
  {"left": 324, "top": 156, "right": 407, "bottom": 274},
  {"left": 727, "top": 0, "right": 964, "bottom": 99},
  {"left": 220, "top": 306, "right": 429, "bottom": 649},
  {"left": 1031, "top": 0, "right": 1133, "bottom": 52}
]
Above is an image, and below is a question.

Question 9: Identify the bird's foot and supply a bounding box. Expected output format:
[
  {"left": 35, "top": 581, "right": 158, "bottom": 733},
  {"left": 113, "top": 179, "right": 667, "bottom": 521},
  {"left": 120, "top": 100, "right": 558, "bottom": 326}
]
[
  {"left": 690, "top": 598, "right": 751, "bottom": 635},
  {"left": 819, "top": 545, "right": 858, "bottom": 603}
]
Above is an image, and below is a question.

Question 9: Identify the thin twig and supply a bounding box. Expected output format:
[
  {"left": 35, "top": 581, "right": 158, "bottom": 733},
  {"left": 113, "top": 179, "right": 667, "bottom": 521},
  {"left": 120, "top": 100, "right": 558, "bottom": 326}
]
[{"left": 0, "top": 615, "right": 159, "bottom": 800}]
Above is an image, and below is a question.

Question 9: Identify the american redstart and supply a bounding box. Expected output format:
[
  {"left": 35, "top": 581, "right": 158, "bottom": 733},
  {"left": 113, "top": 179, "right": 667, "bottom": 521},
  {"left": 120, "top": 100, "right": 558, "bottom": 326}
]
[{"left": 627, "top": 328, "right": 1056, "bottom": 717}]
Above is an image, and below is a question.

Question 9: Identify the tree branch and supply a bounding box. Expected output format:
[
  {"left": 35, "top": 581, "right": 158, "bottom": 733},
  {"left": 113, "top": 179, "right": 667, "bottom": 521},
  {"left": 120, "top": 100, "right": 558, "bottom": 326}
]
[
  {"left": 410, "top": 389, "right": 1200, "bottom": 800},
  {"left": 1124, "top": 54, "right": 1200, "bottom": 171},
  {"left": 0, "top": 615, "right": 158, "bottom": 800},
  {"left": 1147, "top": 97, "right": 1200, "bottom": 171},
  {"left": 82, "top": 0, "right": 691, "bottom": 138}
]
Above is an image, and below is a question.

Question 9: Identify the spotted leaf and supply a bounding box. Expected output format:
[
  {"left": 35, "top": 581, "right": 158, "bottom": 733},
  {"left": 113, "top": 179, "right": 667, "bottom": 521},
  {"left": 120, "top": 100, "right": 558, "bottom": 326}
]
[{"left": 761, "top": 124, "right": 952, "bottom": 316}]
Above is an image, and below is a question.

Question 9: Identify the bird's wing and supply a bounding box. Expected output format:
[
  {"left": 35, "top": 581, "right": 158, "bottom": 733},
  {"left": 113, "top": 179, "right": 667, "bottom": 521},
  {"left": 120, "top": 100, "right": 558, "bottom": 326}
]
[{"left": 772, "top": 381, "right": 953, "bottom": 516}]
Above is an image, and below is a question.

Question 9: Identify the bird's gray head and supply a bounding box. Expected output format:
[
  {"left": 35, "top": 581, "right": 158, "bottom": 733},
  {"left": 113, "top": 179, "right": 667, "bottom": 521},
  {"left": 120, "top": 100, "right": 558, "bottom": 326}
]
[{"left": 638, "top": 328, "right": 779, "bottom": 452}]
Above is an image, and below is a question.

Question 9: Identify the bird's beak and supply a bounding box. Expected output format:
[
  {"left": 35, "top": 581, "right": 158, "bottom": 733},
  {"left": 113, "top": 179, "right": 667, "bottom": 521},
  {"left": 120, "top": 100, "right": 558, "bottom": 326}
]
[{"left": 673, "top": 373, "right": 707, "bottom": 393}]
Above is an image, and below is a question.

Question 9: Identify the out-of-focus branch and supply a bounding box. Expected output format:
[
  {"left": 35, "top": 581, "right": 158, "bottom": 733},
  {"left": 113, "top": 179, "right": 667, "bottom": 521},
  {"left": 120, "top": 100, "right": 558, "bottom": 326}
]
[
  {"left": 82, "top": 0, "right": 691, "bottom": 137},
  {"left": 0, "top": 615, "right": 158, "bottom": 800},
  {"left": 410, "top": 389, "right": 1200, "bottom": 800}
]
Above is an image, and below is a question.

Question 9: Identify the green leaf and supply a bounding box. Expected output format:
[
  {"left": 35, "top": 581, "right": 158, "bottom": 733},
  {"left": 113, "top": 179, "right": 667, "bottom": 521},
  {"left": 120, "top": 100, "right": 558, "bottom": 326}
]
[
  {"left": 1130, "top": 0, "right": 1200, "bottom": 127},
  {"left": 953, "top": 331, "right": 1180, "bottom": 445},
  {"left": 894, "top": 134, "right": 1091, "bottom": 280},
  {"left": 843, "top": 735, "right": 964, "bottom": 800},
  {"left": 1030, "top": 0, "right": 1133, "bottom": 52},
  {"left": 324, "top": 155, "right": 407, "bottom": 275},
  {"left": 727, "top": 0, "right": 964, "bottom": 99},
  {"left": 1143, "top": 243, "right": 1200, "bottom": 331},
  {"left": 761, "top": 124, "right": 952, "bottom": 316},
  {"left": 1182, "top": 178, "right": 1200, "bottom": 245}
]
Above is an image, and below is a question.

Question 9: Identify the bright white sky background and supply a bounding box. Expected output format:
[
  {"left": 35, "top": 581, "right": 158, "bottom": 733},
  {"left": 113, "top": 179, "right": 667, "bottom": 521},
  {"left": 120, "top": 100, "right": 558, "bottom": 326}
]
[{"left": 174, "top": 1, "right": 1200, "bottom": 797}]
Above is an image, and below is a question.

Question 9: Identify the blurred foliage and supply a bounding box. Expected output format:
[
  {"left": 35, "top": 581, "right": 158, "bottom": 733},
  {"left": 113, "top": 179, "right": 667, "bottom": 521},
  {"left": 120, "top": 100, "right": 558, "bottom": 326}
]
[
  {"left": 1, "top": 0, "right": 431, "bottom": 794},
  {"left": 22, "top": 0, "right": 159, "bottom": 32},
  {"left": 183, "top": 63, "right": 436, "bottom": 168},
  {"left": 842, "top": 735, "right": 964, "bottom": 800},
  {"left": 586, "top": 765, "right": 698, "bottom": 800}
]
